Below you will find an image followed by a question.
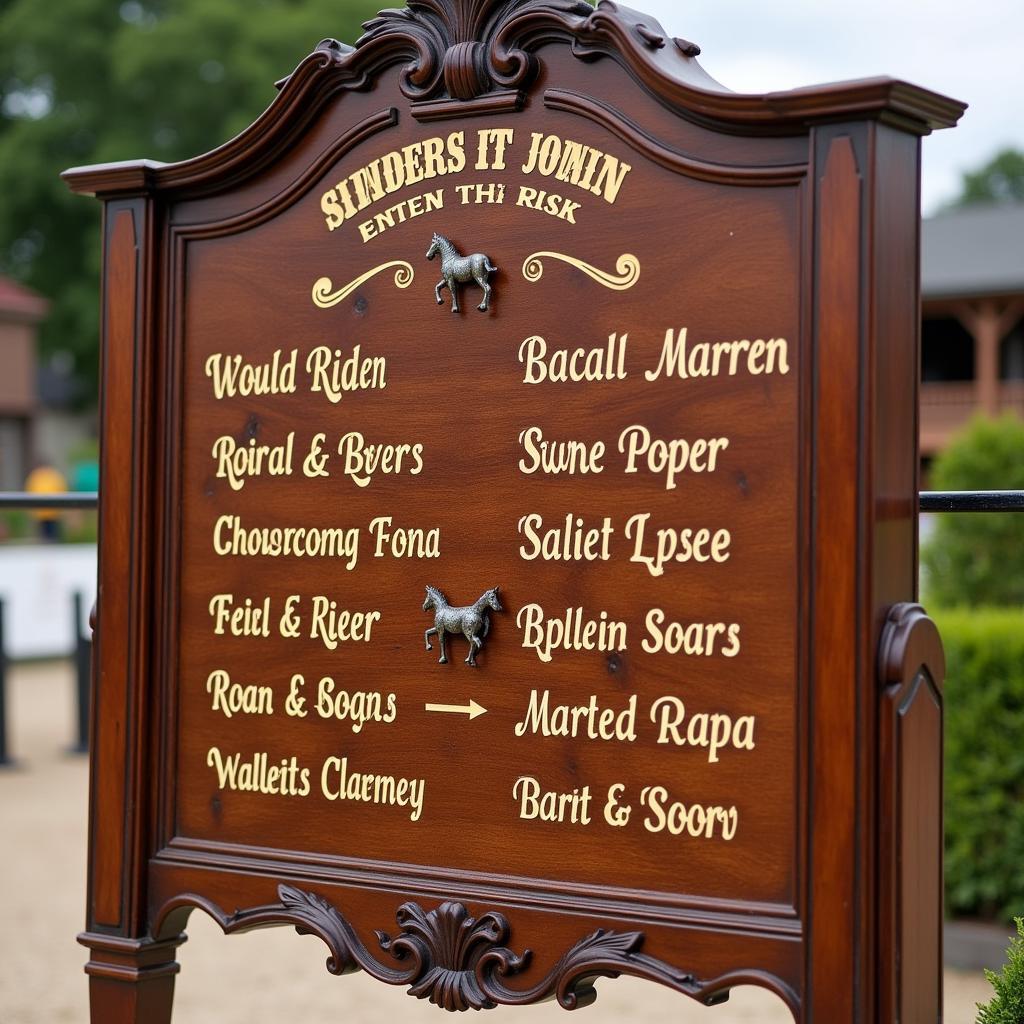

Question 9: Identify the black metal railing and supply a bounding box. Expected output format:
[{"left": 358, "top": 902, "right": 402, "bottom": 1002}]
[
  {"left": 4, "top": 490, "right": 1024, "bottom": 513},
  {"left": 0, "top": 487, "right": 1021, "bottom": 764},
  {"left": 0, "top": 492, "right": 99, "bottom": 510},
  {"left": 0, "top": 589, "right": 91, "bottom": 765},
  {"left": 0, "top": 493, "right": 97, "bottom": 763},
  {"left": 919, "top": 491, "right": 1024, "bottom": 513}
]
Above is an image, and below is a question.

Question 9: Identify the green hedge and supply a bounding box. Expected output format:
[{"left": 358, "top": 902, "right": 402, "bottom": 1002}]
[
  {"left": 939, "top": 608, "right": 1024, "bottom": 923},
  {"left": 922, "top": 414, "right": 1024, "bottom": 608}
]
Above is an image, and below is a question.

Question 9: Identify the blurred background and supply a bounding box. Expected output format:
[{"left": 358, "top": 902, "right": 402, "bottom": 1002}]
[{"left": 0, "top": 0, "right": 1022, "bottom": 1020}]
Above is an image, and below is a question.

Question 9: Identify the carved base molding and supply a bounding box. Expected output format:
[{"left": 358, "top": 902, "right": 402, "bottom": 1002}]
[
  {"left": 80, "top": 932, "right": 187, "bottom": 984},
  {"left": 168, "top": 885, "right": 755, "bottom": 1013}
]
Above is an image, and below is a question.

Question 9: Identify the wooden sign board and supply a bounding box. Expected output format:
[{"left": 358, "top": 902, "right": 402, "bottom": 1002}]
[{"left": 65, "top": 3, "right": 962, "bottom": 1021}]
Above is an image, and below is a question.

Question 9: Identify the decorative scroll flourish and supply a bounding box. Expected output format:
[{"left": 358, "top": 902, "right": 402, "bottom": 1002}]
[
  {"left": 185, "top": 885, "right": 792, "bottom": 1013},
  {"left": 230, "top": 887, "right": 522, "bottom": 1011},
  {"left": 312, "top": 261, "right": 414, "bottom": 309},
  {"left": 522, "top": 252, "right": 640, "bottom": 291}
]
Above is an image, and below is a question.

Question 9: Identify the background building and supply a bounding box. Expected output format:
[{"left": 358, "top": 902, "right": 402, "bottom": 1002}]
[
  {"left": 0, "top": 275, "right": 47, "bottom": 491},
  {"left": 921, "top": 203, "right": 1024, "bottom": 461}
]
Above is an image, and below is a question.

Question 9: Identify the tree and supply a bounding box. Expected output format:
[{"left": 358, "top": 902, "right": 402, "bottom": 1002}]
[
  {"left": 977, "top": 919, "right": 1024, "bottom": 1024},
  {"left": 955, "top": 147, "right": 1024, "bottom": 207},
  {"left": 922, "top": 414, "right": 1024, "bottom": 607},
  {"left": 0, "top": 0, "right": 379, "bottom": 407}
]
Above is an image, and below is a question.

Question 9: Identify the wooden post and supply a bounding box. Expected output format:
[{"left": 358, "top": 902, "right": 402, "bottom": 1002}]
[
  {"left": 959, "top": 299, "right": 1024, "bottom": 418},
  {"left": 82, "top": 934, "right": 185, "bottom": 1024},
  {"left": 70, "top": 591, "right": 90, "bottom": 754},
  {"left": 973, "top": 301, "right": 1002, "bottom": 417},
  {"left": 73, "top": 197, "right": 185, "bottom": 1022},
  {"left": 0, "top": 597, "right": 11, "bottom": 767}
]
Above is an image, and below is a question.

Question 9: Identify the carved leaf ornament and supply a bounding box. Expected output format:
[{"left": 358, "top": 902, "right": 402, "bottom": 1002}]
[
  {"left": 222, "top": 886, "right": 714, "bottom": 1013},
  {"left": 357, "top": 0, "right": 595, "bottom": 102}
]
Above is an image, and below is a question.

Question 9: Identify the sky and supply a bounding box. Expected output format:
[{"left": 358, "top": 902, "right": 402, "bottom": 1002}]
[{"left": 636, "top": 0, "right": 1024, "bottom": 214}]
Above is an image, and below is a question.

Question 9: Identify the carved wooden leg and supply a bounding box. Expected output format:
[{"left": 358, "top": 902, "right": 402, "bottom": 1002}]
[{"left": 81, "top": 932, "right": 186, "bottom": 1024}]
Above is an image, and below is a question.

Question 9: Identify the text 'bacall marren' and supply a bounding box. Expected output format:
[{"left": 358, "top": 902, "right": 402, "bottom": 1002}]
[{"left": 518, "top": 328, "right": 790, "bottom": 384}]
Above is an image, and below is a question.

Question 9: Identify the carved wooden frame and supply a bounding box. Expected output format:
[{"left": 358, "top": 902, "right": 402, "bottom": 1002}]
[{"left": 65, "top": 2, "right": 961, "bottom": 1021}]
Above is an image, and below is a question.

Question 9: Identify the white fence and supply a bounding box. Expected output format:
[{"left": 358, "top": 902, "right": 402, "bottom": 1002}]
[{"left": 0, "top": 544, "right": 97, "bottom": 659}]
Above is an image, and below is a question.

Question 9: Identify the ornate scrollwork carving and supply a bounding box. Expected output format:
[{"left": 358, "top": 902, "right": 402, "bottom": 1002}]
[
  {"left": 155, "top": 884, "right": 801, "bottom": 1013},
  {"left": 377, "top": 900, "right": 516, "bottom": 1011},
  {"left": 229, "top": 887, "right": 520, "bottom": 1010},
  {"left": 355, "top": 0, "right": 594, "bottom": 103},
  {"left": 197, "top": 885, "right": 780, "bottom": 1013}
]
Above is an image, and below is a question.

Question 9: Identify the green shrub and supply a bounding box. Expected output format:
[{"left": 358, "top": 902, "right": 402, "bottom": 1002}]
[
  {"left": 977, "top": 918, "right": 1024, "bottom": 1024},
  {"left": 63, "top": 511, "right": 98, "bottom": 544},
  {"left": 940, "top": 608, "right": 1024, "bottom": 923},
  {"left": 922, "top": 415, "right": 1024, "bottom": 607},
  {"left": 0, "top": 508, "right": 31, "bottom": 541}
]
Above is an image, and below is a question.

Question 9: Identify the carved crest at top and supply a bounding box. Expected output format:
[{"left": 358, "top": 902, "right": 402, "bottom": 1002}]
[
  {"left": 355, "top": 0, "right": 594, "bottom": 103},
  {"left": 64, "top": 0, "right": 965, "bottom": 198}
]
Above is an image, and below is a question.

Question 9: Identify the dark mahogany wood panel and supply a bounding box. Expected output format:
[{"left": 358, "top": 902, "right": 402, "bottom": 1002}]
[{"left": 64, "top": 2, "right": 962, "bottom": 1021}]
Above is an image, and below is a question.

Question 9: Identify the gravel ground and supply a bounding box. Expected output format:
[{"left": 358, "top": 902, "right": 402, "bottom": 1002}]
[{"left": 0, "top": 661, "right": 993, "bottom": 1022}]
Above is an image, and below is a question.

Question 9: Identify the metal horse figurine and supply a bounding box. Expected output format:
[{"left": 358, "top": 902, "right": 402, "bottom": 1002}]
[
  {"left": 426, "top": 233, "right": 498, "bottom": 313},
  {"left": 423, "top": 585, "right": 503, "bottom": 667}
]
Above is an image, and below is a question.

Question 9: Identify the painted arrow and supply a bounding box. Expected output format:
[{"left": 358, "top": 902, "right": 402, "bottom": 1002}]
[{"left": 425, "top": 700, "right": 487, "bottom": 720}]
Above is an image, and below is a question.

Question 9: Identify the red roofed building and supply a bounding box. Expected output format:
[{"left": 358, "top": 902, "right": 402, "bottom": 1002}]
[{"left": 0, "top": 275, "right": 48, "bottom": 491}]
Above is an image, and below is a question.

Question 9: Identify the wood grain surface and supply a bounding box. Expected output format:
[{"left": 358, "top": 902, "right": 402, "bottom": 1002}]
[{"left": 63, "top": 3, "right": 963, "bottom": 1020}]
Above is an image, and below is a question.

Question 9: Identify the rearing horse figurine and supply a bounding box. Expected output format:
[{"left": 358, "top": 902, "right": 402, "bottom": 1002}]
[
  {"left": 426, "top": 233, "right": 498, "bottom": 313},
  {"left": 423, "top": 585, "right": 503, "bottom": 667}
]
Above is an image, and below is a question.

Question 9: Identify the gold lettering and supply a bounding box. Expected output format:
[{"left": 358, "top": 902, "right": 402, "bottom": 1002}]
[
  {"left": 514, "top": 689, "right": 637, "bottom": 740},
  {"left": 205, "top": 747, "right": 311, "bottom": 797},
  {"left": 517, "top": 605, "right": 626, "bottom": 662},
  {"left": 640, "top": 785, "right": 738, "bottom": 840},
  {"left": 618, "top": 425, "right": 729, "bottom": 490},
  {"left": 306, "top": 345, "right": 386, "bottom": 403},
  {"left": 518, "top": 333, "right": 628, "bottom": 384},
  {"left": 647, "top": 328, "right": 790, "bottom": 380},
  {"left": 517, "top": 426, "right": 604, "bottom": 475},
  {"left": 321, "top": 134, "right": 465, "bottom": 233},
  {"left": 513, "top": 776, "right": 593, "bottom": 825},
  {"left": 625, "top": 513, "right": 731, "bottom": 576},
  {"left": 320, "top": 756, "right": 425, "bottom": 821},
  {"left": 642, "top": 610, "right": 741, "bottom": 657},
  {"left": 206, "top": 669, "right": 274, "bottom": 718}
]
